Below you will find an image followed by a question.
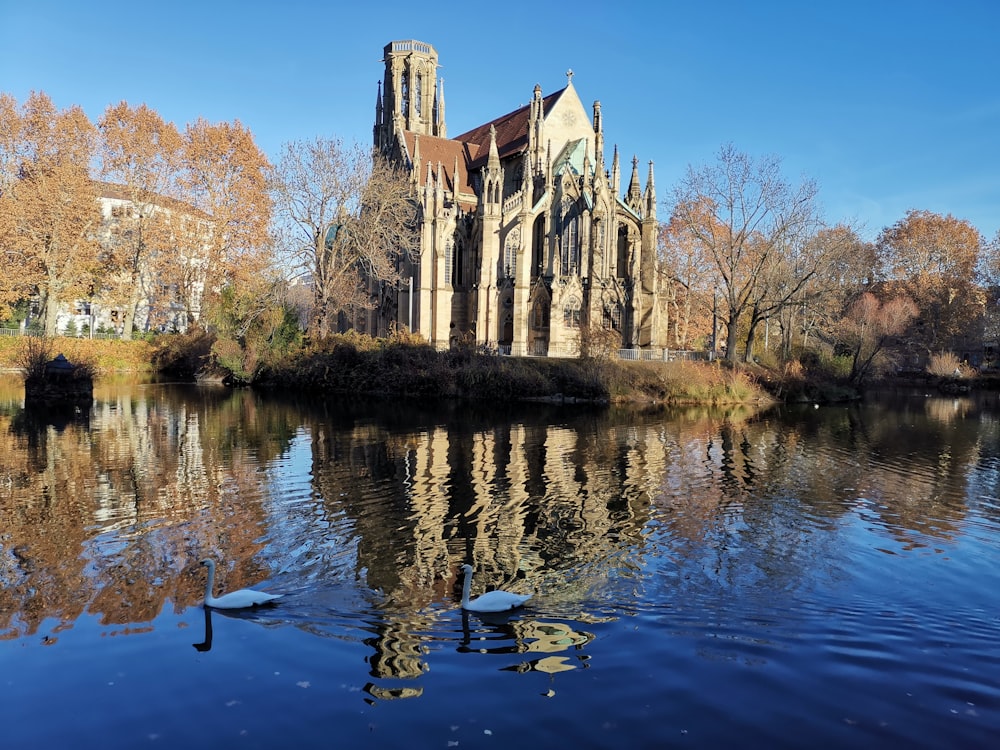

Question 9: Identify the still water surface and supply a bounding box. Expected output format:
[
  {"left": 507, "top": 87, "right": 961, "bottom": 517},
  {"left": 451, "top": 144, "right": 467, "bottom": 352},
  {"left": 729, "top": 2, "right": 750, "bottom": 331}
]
[{"left": 1, "top": 375, "right": 999, "bottom": 748}]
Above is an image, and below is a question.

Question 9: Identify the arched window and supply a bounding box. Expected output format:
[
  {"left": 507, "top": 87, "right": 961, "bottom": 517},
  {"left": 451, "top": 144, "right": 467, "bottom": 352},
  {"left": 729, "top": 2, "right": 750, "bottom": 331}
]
[
  {"left": 415, "top": 72, "right": 423, "bottom": 115},
  {"left": 617, "top": 225, "right": 630, "bottom": 279},
  {"left": 532, "top": 214, "right": 545, "bottom": 278},
  {"left": 560, "top": 200, "right": 580, "bottom": 275},
  {"left": 444, "top": 240, "right": 453, "bottom": 286},
  {"left": 603, "top": 304, "right": 622, "bottom": 331},
  {"left": 532, "top": 300, "right": 549, "bottom": 329},
  {"left": 504, "top": 230, "right": 519, "bottom": 279},
  {"left": 563, "top": 297, "right": 581, "bottom": 329},
  {"left": 401, "top": 71, "right": 410, "bottom": 114}
]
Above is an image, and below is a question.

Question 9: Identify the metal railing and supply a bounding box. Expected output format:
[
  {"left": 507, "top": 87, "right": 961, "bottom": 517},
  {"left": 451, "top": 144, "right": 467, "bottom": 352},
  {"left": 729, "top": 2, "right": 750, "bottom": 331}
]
[
  {"left": 491, "top": 341, "right": 710, "bottom": 362},
  {"left": 0, "top": 327, "right": 121, "bottom": 340}
]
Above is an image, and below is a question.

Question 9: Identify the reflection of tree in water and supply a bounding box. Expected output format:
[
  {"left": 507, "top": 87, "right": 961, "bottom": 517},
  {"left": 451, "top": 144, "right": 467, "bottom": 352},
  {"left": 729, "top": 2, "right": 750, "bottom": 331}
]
[
  {"left": 3, "top": 376, "right": 998, "bottom": 679},
  {"left": 0, "top": 385, "right": 303, "bottom": 637},
  {"left": 653, "top": 393, "right": 999, "bottom": 595}
]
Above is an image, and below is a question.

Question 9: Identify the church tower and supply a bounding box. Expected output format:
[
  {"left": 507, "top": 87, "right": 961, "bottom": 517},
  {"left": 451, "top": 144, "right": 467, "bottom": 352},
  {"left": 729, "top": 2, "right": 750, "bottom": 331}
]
[{"left": 375, "top": 40, "right": 445, "bottom": 151}]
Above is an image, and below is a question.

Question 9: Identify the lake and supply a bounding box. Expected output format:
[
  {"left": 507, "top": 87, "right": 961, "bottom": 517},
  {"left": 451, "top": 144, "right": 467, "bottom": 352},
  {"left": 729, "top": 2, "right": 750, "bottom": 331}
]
[{"left": 1, "top": 374, "right": 998, "bottom": 748}]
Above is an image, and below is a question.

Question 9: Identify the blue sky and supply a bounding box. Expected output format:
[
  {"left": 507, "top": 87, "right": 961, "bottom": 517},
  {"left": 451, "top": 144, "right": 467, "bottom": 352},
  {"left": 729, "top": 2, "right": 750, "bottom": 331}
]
[{"left": 3, "top": 0, "right": 998, "bottom": 241}]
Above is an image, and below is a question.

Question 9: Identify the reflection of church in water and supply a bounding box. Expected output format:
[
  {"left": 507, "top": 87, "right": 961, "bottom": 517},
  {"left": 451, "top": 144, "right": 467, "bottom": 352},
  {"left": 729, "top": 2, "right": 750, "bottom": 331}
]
[{"left": 372, "top": 40, "right": 663, "bottom": 355}]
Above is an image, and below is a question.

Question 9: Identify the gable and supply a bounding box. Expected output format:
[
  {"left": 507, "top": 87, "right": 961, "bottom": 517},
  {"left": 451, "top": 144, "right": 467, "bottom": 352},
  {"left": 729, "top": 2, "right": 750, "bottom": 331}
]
[{"left": 541, "top": 84, "right": 594, "bottom": 164}]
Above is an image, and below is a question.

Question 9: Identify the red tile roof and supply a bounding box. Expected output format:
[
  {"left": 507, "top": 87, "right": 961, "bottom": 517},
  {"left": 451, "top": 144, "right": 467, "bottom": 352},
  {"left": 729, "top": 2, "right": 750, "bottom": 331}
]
[
  {"left": 401, "top": 87, "right": 568, "bottom": 209},
  {"left": 455, "top": 88, "right": 566, "bottom": 169}
]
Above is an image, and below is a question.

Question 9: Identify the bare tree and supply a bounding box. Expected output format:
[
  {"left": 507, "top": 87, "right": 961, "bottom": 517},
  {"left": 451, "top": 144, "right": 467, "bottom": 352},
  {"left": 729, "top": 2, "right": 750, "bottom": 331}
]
[
  {"left": 667, "top": 144, "right": 822, "bottom": 362},
  {"left": 776, "top": 225, "right": 874, "bottom": 357},
  {"left": 269, "top": 138, "right": 419, "bottom": 338}
]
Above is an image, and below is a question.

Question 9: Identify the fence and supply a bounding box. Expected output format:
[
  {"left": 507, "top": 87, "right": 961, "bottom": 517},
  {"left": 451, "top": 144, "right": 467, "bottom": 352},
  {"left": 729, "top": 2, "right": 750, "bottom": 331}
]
[
  {"left": 493, "top": 341, "right": 710, "bottom": 362},
  {"left": 0, "top": 327, "right": 121, "bottom": 340}
]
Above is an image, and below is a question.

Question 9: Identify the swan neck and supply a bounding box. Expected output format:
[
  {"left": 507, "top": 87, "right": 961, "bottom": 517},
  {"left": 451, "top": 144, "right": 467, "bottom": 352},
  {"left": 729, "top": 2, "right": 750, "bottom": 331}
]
[
  {"left": 461, "top": 569, "right": 472, "bottom": 607},
  {"left": 203, "top": 561, "right": 215, "bottom": 603}
]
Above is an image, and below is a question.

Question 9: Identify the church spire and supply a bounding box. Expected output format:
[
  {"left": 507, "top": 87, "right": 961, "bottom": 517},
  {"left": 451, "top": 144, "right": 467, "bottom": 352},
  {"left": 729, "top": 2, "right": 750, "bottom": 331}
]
[
  {"left": 644, "top": 160, "right": 656, "bottom": 218},
  {"left": 611, "top": 146, "right": 621, "bottom": 195},
  {"left": 593, "top": 100, "right": 604, "bottom": 181},
  {"left": 627, "top": 155, "right": 642, "bottom": 211},
  {"left": 412, "top": 135, "right": 422, "bottom": 186},
  {"left": 435, "top": 78, "right": 447, "bottom": 137},
  {"left": 487, "top": 124, "right": 500, "bottom": 170}
]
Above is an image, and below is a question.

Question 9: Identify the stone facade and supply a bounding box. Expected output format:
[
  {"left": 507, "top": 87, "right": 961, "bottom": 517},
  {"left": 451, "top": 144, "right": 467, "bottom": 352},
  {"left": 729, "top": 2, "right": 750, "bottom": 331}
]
[{"left": 372, "top": 40, "right": 662, "bottom": 356}]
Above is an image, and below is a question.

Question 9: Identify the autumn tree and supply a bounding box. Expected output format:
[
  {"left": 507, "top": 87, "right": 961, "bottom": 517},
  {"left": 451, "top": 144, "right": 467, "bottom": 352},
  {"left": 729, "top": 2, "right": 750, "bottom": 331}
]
[
  {"left": 0, "top": 92, "right": 23, "bottom": 319},
  {"left": 667, "top": 144, "right": 822, "bottom": 362},
  {"left": 836, "top": 292, "right": 918, "bottom": 383},
  {"left": 981, "top": 230, "right": 1000, "bottom": 352},
  {"left": 174, "top": 118, "right": 273, "bottom": 328},
  {"left": 775, "top": 225, "right": 875, "bottom": 358},
  {"left": 980, "top": 229, "right": 1000, "bottom": 289},
  {"left": 658, "top": 202, "right": 717, "bottom": 349},
  {"left": 876, "top": 210, "right": 984, "bottom": 355},
  {"left": 0, "top": 92, "right": 103, "bottom": 335},
  {"left": 97, "top": 101, "right": 183, "bottom": 338},
  {"left": 269, "top": 137, "right": 420, "bottom": 338}
]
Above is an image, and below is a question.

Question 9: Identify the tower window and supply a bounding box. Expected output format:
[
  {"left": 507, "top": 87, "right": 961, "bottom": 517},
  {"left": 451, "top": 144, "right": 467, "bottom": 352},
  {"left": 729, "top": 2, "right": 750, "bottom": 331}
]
[{"left": 415, "top": 73, "right": 422, "bottom": 115}]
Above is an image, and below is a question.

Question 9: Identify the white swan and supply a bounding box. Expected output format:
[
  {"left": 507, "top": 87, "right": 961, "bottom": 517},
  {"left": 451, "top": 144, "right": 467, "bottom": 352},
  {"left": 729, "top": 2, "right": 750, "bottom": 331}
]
[
  {"left": 200, "top": 558, "right": 283, "bottom": 609},
  {"left": 460, "top": 564, "right": 531, "bottom": 612}
]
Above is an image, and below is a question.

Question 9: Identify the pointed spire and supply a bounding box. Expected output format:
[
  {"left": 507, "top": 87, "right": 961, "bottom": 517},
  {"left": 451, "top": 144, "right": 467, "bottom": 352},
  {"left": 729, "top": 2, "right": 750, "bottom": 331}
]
[
  {"left": 487, "top": 124, "right": 500, "bottom": 169},
  {"left": 376, "top": 80, "right": 383, "bottom": 125},
  {"left": 423, "top": 159, "right": 433, "bottom": 209},
  {"left": 436, "top": 161, "right": 444, "bottom": 211},
  {"left": 611, "top": 146, "right": 621, "bottom": 194},
  {"left": 593, "top": 100, "right": 605, "bottom": 181},
  {"left": 645, "top": 160, "right": 656, "bottom": 216},
  {"left": 412, "top": 134, "right": 421, "bottom": 171},
  {"left": 436, "top": 78, "right": 447, "bottom": 137},
  {"left": 627, "top": 155, "right": 642, "bottom": 208}
]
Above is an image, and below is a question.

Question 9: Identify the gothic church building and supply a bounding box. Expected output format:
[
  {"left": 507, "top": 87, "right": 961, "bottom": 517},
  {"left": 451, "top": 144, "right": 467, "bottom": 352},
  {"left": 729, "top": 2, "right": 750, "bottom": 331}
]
[{"left": 373, "top": 40, "right": 662, "bottom": 356}]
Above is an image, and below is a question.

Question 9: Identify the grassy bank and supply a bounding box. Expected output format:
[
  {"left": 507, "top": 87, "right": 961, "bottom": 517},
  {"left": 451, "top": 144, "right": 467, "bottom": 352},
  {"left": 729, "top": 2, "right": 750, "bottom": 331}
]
[
  {"left": 0, "top": 336, "right": 156, "bottom": 374},
  {"left": 0, "top": 331, "right": 774, "bottom": 405},
  {"left": 254, "top": 335, "right": 769, "bottom": 405}
]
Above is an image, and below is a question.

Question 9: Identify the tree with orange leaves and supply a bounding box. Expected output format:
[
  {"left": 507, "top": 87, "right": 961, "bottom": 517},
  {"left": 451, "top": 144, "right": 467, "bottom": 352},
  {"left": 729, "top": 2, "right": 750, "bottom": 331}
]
[
  {"left": 97, "top": 101, "right": 184, "bottom": 338},
  {"left": 837, "top": 292, "right": 918, "bottom": 383},
  {"left": 876, "top": 209, "right": 984, "bottom": 355},
  {"left": 658, "top": 201, "right": 718, "bottom": 350},
  {"left": 0, "top": 92, "right": 103, "bottom": 335},
  {"left": 173, "top": 118, "right": 273, "bottom": 328}
]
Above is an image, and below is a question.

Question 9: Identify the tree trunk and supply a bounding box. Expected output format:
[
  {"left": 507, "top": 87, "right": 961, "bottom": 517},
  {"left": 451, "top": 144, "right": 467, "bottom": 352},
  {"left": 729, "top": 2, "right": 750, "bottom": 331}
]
[
  {"left": 725, "top": 317, "right": 739, "bottom": 362},
  {"left": 44, "top": 293, "right": 60, "bottom": 337}
]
